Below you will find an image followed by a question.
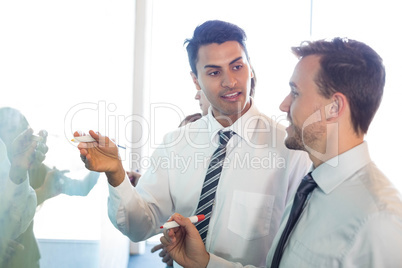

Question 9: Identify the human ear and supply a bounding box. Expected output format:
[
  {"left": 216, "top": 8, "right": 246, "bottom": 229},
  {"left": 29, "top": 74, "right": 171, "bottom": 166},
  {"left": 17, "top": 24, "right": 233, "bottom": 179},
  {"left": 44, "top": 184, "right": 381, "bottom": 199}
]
[
  {"left": 249, "top": 61, "right": 255, "bottom": 79},
  {"left": 190, "top": 72, "right": 201, "bottom": 90},
  {"left": 326, "top": 93, "right": 346, "bottom": 121}
]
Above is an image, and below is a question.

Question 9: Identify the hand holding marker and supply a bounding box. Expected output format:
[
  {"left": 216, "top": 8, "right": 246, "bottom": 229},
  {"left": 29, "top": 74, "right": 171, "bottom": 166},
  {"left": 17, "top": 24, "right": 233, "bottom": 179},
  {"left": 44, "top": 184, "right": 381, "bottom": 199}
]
[
  {"left": 71, "top": 135, "right": 126, "bottom": 149},
  {"left": 160, "top": 215, "right": 205, "bottom": 230}
]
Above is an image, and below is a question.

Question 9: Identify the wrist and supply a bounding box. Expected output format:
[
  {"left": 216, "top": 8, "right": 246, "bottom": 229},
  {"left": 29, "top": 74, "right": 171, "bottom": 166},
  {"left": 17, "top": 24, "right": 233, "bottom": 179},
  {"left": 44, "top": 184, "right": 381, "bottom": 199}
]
[
  {"left": 35, "top": 187, "right": 47, "bottom": 205},
  {"left": 106, "top": 163, "right": 126, "bottom": 187},
  {"left": 203, "top": 252, "right": 210, "bottom": 268},
  {"left": 9, "top": 166, "right": 28, "bottom": 184}
]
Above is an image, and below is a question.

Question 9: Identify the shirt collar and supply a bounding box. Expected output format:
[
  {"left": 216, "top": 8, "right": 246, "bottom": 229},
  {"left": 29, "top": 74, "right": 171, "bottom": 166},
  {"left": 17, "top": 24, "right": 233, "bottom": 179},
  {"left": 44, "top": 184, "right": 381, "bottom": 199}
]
[
  {"left": 311, "top": 141, "right": 372, "bottom": 194},
  {"left": 206, "top": 98, "right": 261, "bottom": 143}
]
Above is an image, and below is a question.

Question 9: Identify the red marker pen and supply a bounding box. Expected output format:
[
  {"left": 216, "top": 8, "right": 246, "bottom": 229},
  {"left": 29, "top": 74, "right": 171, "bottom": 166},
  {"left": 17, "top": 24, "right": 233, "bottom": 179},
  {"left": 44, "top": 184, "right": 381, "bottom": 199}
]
[{"left": 160, "top": 215, "right": 205, "bottom": 229}]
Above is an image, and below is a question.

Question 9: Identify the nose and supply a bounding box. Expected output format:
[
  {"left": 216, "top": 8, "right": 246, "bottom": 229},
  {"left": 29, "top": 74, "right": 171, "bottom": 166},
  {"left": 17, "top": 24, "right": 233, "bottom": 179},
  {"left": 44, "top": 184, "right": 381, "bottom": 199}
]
[
  {"left": 195, "top": 90, "right": 201, "bottom": 100},
  {"left": 221, "top": 72, "right": 237, "bottom": 88},
  {"left": 279, "top": 94, "right": 292, "bottom": 113}
]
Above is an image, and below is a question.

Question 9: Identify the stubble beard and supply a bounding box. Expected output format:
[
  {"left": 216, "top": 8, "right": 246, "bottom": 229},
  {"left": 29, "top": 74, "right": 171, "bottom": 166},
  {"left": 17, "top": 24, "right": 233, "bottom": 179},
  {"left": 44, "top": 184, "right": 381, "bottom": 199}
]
[
  {"left": 285, "top": 123, "right": 325, "bottom": 153},
  {"left": 284, "top": 124, "right": 306, "bottom": 151}
]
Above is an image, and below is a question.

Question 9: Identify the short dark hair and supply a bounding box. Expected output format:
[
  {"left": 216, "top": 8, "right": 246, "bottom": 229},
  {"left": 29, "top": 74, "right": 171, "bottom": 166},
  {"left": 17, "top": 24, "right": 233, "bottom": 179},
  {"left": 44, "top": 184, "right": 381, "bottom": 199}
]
[
  {"left": 292, "top": 37, "right": 386, "bottom": 135},
  {"left": 184, "top": 20, "right": 250, "bottom": 77}
]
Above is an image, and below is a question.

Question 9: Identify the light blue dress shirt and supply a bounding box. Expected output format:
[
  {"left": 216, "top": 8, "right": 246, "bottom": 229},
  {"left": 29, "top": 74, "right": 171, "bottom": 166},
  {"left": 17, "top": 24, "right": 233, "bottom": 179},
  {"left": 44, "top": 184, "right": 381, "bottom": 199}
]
[{"left": 266, "top": 141, "right": 402, "bottom": 267}]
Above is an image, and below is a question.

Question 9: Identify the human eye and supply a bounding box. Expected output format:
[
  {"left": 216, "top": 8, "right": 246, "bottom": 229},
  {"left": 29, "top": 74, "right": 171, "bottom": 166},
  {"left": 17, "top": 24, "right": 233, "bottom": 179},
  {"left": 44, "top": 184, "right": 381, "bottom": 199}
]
[
  {"left": 290, "top": 88, "right": 299, "bottom": 97},
  {"left": 233, "top": 64, "right": 243, "bottom": 71},
  {"left": 207, "top": 70, "right": 220, "bottom": 76}
]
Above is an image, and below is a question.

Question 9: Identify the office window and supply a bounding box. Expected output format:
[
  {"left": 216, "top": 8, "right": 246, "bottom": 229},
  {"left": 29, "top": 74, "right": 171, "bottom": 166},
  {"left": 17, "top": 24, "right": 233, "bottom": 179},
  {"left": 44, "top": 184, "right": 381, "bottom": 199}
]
[{"left": 0, "top": 1, "right": 134, "bottom": 267}]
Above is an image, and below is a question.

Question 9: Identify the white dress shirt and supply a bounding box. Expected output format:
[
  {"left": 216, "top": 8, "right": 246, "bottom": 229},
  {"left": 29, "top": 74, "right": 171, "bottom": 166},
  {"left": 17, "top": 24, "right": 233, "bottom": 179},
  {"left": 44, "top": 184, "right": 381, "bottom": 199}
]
[
  {"left": 0, "top": 139, "right": 37, "bottom": 240},
  {"left": 108, "top": 102, "right": 311, "bottom": 267},
  {"left": 266, "top": 141, "right": 402, "bottom": 267}
]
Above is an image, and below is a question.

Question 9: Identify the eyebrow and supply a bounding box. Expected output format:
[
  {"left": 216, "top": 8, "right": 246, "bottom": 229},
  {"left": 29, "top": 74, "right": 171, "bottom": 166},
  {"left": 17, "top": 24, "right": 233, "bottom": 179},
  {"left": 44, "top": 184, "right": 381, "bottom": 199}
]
[
  {"left": 289, "top": 81, "right": 299, "bottom": 90},
  {"left": 203, "top": 56, "right": 244, "bottom": 69}
]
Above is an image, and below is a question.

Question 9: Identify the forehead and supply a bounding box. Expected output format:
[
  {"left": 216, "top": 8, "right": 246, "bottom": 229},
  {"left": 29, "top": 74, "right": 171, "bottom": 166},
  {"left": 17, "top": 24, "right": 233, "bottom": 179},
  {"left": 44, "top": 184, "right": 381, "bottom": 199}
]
[
  {"left": 196, "top": 41, "right": 247, "bottom": 68},
  {"left": 290, "top": 55, "right": 321, "bottom": 92}
]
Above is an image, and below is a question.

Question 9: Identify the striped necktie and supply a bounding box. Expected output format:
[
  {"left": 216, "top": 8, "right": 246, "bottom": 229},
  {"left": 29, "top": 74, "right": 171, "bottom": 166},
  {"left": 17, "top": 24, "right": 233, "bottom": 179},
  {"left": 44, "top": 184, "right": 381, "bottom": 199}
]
[
  {"left": 194, "top": 130, "right": 234, "bottom": 243},
  {"left": 271, "top": 172, "right": 317, "bottom": 268}
]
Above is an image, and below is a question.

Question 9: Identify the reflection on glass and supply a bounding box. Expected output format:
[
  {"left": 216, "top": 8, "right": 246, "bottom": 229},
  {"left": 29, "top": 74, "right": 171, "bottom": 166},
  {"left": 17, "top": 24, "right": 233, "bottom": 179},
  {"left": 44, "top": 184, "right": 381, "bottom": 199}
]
[{"left": 0, "top": 107, "right": 99, "bottom": 267}]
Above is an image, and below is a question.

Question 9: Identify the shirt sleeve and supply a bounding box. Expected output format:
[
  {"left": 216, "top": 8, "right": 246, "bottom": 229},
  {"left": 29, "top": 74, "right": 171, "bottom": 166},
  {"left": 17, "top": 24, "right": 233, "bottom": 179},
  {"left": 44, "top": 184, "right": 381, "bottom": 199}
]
[
  {"left": 107, "top": 144, "right": 174, "bottom": 242},
  {"left": 0, "top": 175, "right": 37, "bottom": 239},
  {"left": 62, "top": 171, "right": 100, "bottom": 196},
  {"left": 343, "top": 211, "right": 402, "bottom": 267}
]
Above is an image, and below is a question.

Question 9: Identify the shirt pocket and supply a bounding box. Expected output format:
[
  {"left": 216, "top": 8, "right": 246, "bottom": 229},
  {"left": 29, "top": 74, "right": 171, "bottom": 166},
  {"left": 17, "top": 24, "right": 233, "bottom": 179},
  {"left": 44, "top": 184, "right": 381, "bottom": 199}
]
[
  {"left": 289, "top": 240, "right": 341, "bottom": 267},
  {"left": 228, "top": 190, "right": 275, "bottom": 240}
]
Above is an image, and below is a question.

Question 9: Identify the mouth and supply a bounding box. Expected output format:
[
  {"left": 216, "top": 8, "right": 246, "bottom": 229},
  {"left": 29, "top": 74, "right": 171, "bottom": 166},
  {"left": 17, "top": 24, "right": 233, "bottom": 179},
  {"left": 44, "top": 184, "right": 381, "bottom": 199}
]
[
  {"left": 285, "top": 116, "right": 293, "bottom": 130},
  {"left": 221, "top": 91, "right": 241, "bottom": 101}
]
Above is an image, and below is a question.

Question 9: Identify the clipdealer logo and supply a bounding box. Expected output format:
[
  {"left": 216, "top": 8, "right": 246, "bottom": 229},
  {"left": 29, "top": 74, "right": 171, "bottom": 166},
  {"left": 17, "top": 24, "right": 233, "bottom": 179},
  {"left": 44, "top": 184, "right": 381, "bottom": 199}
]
[{"left": 64, "top": 100, "right": 288, "bottom": 150}]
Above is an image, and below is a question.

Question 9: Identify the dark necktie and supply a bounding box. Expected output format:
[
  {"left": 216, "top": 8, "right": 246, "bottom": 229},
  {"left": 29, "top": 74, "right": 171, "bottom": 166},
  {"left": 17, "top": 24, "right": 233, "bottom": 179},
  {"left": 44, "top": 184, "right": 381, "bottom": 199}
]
[
  {"left": 271, "top": 172, "right": 317, "bottom": 268},
  {"left": 194, "top": 130, "right": 234, "bottom": 243}
]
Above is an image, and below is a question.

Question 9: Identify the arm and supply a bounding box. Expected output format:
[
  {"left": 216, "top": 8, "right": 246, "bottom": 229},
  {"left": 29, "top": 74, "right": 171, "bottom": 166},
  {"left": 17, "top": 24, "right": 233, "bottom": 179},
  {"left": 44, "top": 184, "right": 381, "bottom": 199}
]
[
  {"left": 107, "top": 149, "right": 173, "bottom": 242},
  {"left": 2, "top": 174, "right": 37, "bottom": 239},
  {"left": 75, "top": 130, "right": 174, "bottom": 242},
  {"left": 61, "top": 171, "right": 100, "bottom": 196},
  {"left": 34, "top": 168, "right": 66, "bottom": 205},
  {"left": 8, "top": 128, "right": 41, "bottom": 185},
  {"left": 0, "top": 238, "right": 24, "bottom": 267},
  {"left": 0, "top": 129, "right": 42, "bottom": 239}
]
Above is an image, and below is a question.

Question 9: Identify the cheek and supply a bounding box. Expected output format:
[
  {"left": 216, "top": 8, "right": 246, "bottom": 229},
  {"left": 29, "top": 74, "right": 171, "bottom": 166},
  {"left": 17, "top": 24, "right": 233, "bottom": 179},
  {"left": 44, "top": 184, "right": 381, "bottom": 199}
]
[
  {"left": 290, "top": 103, "right": 311, "bottom": 126},
  {"left": 289, "top": 101, "right": 302, "bottom": 120},
  {"left": 199, "top": 77, "right": 218, "bottom": 93}
]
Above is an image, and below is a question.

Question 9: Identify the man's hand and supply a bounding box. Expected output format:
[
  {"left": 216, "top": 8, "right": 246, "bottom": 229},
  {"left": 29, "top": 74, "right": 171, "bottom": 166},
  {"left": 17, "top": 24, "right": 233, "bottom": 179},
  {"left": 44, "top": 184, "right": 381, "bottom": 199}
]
[
  {"left": 9, "top": 128, "right": 48, "bottom": 184},
  {"left": 32, "top": 129, "right": 48, "bottom": 167},
  {"left": 127, "top": 170, "right": 141, "bottom": 187},
  {"left": 75, "top": 130, "right": 125, "bottom": 187},
  {"left": 36, "top": 168, "right": 66, "bottom": 205},
  {"left": 160, "top": 213, "right": 209, "bottom": 268},
  {"left": 151, "top": 243, "right": 174, "bottom": 266},
  {"left": 178, "top": 113, "right": 202, "bottom": 127}
]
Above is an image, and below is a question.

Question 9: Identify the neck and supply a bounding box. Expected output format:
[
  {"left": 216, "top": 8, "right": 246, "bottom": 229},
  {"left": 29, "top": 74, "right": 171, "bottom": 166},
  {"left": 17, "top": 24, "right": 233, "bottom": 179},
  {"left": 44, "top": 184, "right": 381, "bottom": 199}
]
[
  {"left": 216, "top": 114, "right": 241, "bottom": 127},
  {"left": 310, "top": 130, "right": 363, "bottom": 168},
  {"left": 213, "top": 100, "right": 251, "bottom": 128}
]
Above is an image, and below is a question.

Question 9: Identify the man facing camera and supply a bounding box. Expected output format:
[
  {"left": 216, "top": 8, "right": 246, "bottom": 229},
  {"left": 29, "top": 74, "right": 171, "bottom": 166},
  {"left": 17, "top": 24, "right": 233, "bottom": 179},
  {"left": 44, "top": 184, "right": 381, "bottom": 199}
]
[{"left": 76, "top": 20, "right": 310, "bottom": 267}]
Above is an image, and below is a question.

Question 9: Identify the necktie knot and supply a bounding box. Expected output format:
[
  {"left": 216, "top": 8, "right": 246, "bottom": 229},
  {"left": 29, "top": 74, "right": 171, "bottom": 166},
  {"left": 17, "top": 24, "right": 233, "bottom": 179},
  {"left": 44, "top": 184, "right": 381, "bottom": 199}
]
[
  {"left": 219, "top": 130, "right": 234, "bottom": 146},
  {"left": 297, "top": 172, "right": 317, "bottom": 195}
]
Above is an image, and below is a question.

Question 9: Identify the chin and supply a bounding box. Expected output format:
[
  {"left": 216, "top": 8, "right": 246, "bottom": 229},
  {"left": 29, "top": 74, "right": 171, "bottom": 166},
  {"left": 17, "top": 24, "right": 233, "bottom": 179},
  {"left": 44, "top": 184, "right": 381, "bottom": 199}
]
[{"left": 284, "top": 134, "right": 305, "bottom": 151}]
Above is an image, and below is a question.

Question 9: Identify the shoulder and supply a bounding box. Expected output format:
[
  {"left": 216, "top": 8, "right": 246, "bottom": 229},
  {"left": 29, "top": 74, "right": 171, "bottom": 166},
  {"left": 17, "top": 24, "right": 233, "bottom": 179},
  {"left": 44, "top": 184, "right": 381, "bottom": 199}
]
[
  {"left": 360, "top": 163, "right": 402, "bottom": 214},
  {"left": 161, "top": 116, "right": 211, "bottom": 146}
]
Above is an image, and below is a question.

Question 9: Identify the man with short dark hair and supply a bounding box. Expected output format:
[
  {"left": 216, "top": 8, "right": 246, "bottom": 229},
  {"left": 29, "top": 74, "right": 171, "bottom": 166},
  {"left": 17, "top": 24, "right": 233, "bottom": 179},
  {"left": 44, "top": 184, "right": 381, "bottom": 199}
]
[{"left": 77, "top": 20, "right": 310, "bottom": 267}]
